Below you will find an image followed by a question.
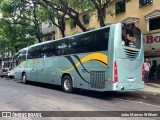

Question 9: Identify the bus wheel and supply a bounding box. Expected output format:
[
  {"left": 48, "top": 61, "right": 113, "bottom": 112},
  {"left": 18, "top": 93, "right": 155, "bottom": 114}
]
[
  {"left": 22, "top": 73, "right": 27, "bottom": 84},
  {"left": 62, "top": 76, "right": 73, "bottom": 93}
]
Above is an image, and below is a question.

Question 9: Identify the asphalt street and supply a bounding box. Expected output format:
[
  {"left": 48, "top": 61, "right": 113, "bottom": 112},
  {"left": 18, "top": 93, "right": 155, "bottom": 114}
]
[{"left": 0, "top": 77, "right": 160, "bottom": 120}]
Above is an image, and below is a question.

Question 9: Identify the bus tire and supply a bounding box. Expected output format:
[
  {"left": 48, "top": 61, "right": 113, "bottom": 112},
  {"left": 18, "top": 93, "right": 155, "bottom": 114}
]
[
  {"left": 62, "top": 75, "right": 73, "bottom": 93},
  {"left": 22, "top": 73, "right": 27, "bottom": 84}
]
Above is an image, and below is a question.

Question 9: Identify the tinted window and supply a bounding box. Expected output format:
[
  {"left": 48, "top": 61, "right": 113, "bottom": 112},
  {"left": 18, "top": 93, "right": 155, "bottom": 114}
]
[
  {"left": 47, "top": 42, "right": 57, "bottom": 57},
  {"left": 28, "top": 43, "right": 58, "bottom": 59},
  {"left": 42, "top": 44, "right": 55, "bottom": 57},
  {"left": 27, "top": 47, "right": 36, "bottom": 59},
  {"left": 55, "top": 40, "right": 68, "bottom": 56},
  {"left": 36, "top": 46, "right": 43, "bottom": 58},
  {"left": 20, "top": 50, "right": 26, "bottom": 55},
  {"left": 26, "top": 27, "right": 110, "bottom": 58},
  {"left": 17, "top": 50, "right": 26, "bottom": 64},
  {"left": 70, "top": 32, "right": 95, "bottom": 54},
  {"left": 13, "top": 53, "right": 19, "bottom": 62},
  {"left": 28, "top": 46, "right": 44, "bottom": 59},
  {"left": 79, "top": 32, "right": 94, "bottom": 53},
  {"left": 95, "top": 28, "right": 110, "bottom": 51}
]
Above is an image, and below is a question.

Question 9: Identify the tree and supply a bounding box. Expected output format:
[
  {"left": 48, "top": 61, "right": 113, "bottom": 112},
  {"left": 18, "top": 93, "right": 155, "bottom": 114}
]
[
  {"left": 0, "top": 0, "right": 132, "bottom": 46},
  {"left": 90, "top": 0, "right": 131, "bottom": 27},
  {"left": 0, "top": 37, "right": 8, "bottom": 59},
  {"left": 41, "top": 0, "right": 91, "bottom": 32},
  {"left": 90, "top": 0, "right": 112, "bottom": 27},
  {"left": 0, "top": 0, "right": 45, "bottom": 43},
  {"left": 0, "top": 0, "right": 37, "bottom": 52},
  {"left": 0, "top": 18, "right": 36, "bottom": 53},
  {"left": 37, "top": 1, "right": 66, "bottom": 37},
  {"left": 40, "top": 0, "right": 131, "bottom": 31}
]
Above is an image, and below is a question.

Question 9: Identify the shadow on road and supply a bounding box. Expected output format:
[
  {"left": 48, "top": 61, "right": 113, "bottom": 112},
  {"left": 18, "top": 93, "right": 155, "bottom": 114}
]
[
  {"left": 15, "top": 80, "right": 133, "bottom": 99},
  {"left": 1, "top": 77, "right": 160, "bottom": 106},
  {"left": 13, "top": 80, "right": 160, "bottom": 106},
  {"left": 146, "top": 83, "right": 160, "bottom": 88}
]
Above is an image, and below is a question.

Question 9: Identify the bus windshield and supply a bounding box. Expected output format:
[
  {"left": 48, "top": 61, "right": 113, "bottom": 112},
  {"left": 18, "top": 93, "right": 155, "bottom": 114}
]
[{"left": 122, "top": 25, "right": 141, "bottom": 49}]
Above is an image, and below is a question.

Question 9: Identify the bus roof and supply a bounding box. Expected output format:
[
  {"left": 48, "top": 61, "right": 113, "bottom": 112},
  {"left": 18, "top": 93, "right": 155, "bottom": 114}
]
[{"left": 24, "top": 23, "right": 121, "bottom": 49}]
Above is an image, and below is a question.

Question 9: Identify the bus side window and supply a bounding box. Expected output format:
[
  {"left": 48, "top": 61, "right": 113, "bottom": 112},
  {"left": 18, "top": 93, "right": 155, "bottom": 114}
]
[
  {"left": 95, "top": 28, "right": 110, "bottom": 51},
  {"left": 55, "top": 40, "right": 67, "bottom": 56},
  {"left": 17, "top": 50, "right": 27, "bottom": 64},
  {"left": 70, "top": 32, "right": 95, "bottom": 54},
  {"left": 42, "top": 45, "right": 46, "bottom": 57},
  {"left": 27, "top": 47, "right": 36, "bottom": 59},
  {"left": 82, "top": 32, "right": 95, "bottom": 53},
  {"left": 63, "top": 38, "right": 72, "bottom": 55}
]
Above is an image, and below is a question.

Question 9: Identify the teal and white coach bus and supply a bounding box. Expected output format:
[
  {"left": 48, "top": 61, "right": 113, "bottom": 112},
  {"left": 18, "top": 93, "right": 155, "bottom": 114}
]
[{"left": 14, "top": 23, "right": 144, "bottom": 92}]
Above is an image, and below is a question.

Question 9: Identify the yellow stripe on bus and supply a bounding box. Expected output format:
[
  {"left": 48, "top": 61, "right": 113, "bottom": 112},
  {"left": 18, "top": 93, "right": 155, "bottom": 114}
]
[{"left": 57, "top": 53, "right": 108, "bottom": 73}]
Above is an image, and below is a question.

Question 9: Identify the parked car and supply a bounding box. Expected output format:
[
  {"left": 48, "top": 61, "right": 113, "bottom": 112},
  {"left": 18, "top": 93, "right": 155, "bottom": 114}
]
[
  {"left": 0, "top": 68, "right": 12, "bottom": 78},
  {"left": 8, "top": 68, "right": 15, "bottom": 79}
]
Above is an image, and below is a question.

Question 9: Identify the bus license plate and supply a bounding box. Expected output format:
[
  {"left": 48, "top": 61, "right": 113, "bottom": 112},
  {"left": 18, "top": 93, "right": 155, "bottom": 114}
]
[{"left": 128, "top": 77, "right": 134, "bottom": 81}]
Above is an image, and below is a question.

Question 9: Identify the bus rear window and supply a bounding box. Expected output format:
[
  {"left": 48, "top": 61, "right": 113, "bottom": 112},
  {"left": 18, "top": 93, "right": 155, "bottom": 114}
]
[{"left": 122, "top": 27, "right": 141, "bottom": 49}]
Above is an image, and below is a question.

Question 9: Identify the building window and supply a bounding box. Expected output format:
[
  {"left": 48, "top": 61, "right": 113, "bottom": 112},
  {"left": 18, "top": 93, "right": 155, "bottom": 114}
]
[
  {"left": 149, "top": 17, "right": 160, "bottom": 31},
  {"left": 139, "top": 0, "right": 153, "bottom": 7},
  {"left": 83, "top": 14, "right": 90, "bottom": 24},
  {"left": 115, "top": 1, "right": 126, "bottom": 14},
  {"left": 47, "top": 34, "right": 52, "bottom": 40}
]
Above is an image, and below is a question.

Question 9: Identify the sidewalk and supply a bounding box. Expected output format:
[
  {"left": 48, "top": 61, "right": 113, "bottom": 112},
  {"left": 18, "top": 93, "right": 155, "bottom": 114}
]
[
  {"left": 141, "top": 83, "right": 160, "bottom": 93},
  {"left": 140, "top": 78, "right": 160, "bottom": 93}
]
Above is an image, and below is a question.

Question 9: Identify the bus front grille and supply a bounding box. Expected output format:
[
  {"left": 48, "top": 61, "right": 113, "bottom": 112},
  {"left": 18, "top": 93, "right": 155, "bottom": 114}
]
[
  {"left": 90, "top": 71, "right": 105, "bottom": 89},
  {"left": 124, "top": 48, "right": 139, "bottom": 59}
]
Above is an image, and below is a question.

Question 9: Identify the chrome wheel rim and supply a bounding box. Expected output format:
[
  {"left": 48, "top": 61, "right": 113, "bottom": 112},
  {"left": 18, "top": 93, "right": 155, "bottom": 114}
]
[
  {"left": 64, "top": 79, "right": 71, "bottom": 91},
  {"left": 22, "top": 75, "right": 26, "bottom": 83}
]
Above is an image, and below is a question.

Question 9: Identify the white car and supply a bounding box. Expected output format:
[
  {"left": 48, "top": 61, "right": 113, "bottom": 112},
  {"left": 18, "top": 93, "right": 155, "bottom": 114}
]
[
  {"left": 0, "top": 68, "right": 12, "bottom": 78},
  {"left": 8, "top": 68, "right": 15, "bottom": 79}
]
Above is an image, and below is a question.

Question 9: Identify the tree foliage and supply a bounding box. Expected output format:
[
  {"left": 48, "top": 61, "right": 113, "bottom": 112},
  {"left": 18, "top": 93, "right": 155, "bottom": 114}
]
[{"left": 0, "top": 0, "right": 132, "bottom": 57}]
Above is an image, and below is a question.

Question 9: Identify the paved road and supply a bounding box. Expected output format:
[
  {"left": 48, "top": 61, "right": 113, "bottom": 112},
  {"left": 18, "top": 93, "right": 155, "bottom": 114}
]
[{"left": 0, "top": 78, "right": 160, "bottom": 120}]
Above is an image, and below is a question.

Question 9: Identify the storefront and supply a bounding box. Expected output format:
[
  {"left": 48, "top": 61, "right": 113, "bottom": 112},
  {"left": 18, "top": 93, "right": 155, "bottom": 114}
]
[{"left": 144, "top": 33, "right": 160, "bottom": 81}]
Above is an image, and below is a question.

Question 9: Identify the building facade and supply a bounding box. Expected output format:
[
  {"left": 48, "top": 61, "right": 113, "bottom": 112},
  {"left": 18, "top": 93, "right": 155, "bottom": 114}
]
[
  {"left": 41, "top": 22, "right": 57, "bottom": 42},
  {"left": 0, "top": 57, "right": 15, "bottom": 69}
]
